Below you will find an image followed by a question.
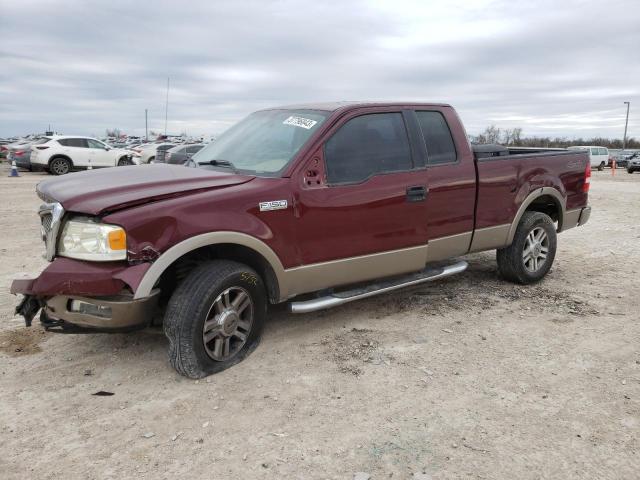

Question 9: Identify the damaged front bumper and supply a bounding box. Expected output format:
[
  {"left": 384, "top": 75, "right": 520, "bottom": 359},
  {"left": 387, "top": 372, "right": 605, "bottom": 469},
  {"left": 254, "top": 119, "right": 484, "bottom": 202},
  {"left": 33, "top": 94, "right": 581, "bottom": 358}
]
[
  {"left": 11, "top": 257, "right": 159, "bottom": 333},
  {"left": 14, "top": 291, "right": 160, "bottom": 333}
]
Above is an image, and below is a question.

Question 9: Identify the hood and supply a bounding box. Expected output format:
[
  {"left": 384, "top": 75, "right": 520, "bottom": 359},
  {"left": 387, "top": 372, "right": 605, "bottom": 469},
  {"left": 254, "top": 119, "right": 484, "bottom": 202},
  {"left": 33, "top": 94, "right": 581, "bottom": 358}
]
[{"left": 37, "top": 164, "right": 255, "bottom": 215}]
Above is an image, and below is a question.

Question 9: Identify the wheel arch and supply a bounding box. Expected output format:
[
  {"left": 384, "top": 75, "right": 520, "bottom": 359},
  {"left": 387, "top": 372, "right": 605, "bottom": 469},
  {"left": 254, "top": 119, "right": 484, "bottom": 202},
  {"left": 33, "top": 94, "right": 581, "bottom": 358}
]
[
  {"left": 507, "top": 187, "right": 566, "bottom": 244},
  {"left": 48, "top": 154, "right": 73, "bottom": 167},
  {"left": 116, "top": 154, "right": 130, "bottom": 164},
  {"left": 133, "top": 232, "right": 287, "bottom": 303}
]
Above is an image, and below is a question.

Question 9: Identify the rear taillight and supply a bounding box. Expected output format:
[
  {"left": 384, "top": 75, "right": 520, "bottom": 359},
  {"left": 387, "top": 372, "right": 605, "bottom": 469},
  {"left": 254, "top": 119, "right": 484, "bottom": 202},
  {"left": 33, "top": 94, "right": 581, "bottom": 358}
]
[
  {"left": 36, "top": 146, "right": 49, "bottom": 150},
  {"left": 15, "top": 150, "right": 24, "bottom": 157},
  {"left": 583, "top": 162, "right": 591, "bottom": 193}
]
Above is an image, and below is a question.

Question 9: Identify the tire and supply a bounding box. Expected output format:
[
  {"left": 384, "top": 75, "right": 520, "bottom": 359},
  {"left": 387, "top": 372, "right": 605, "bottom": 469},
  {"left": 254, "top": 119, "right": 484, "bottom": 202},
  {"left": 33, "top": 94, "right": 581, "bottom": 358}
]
[
  {"left": 496, "top": 211, "right": 557, "bottom": 284},
  {"left": 49, "top": 157, "right": 72, "bottom": 175},
  {"left": 597, "top": 162, "right": 604, "bottom": 171},
  {"left": 163, "top": 260, "right": 267, "bottom": 378},
  {"left": 629, "top": 169, "right": 635, "bottom": 174},
  {"left": 148, "top": 156, "right": 155, "bottom": 164},
  {"left": 117, "top": 157, "right": 132, "bottom": 166}
]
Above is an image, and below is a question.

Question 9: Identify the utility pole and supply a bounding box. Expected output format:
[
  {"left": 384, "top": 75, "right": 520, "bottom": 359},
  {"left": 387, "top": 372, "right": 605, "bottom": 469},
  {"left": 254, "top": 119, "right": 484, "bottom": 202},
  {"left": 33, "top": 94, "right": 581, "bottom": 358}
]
[
  {"left": 164, "top": 77, "right": 170, "bottom": 136},
  {"left": 145, "top": 109, "right": 148, "bottom": 141},
  {"left": 622, "top": 101, "right": 630, "bottom": 151}
]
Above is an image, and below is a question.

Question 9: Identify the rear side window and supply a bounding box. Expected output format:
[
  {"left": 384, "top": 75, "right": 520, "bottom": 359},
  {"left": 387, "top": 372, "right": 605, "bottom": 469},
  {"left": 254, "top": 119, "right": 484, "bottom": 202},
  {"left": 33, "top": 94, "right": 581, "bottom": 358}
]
[
  {"left": 187, "top": 145, "right": 204, "bottom": 154},
  {"left": 325, "top": 113, "right": 412, "bottom": 184},
  {"left": 590, "top": 148, "right": 599, "bottom": 155},
  {"left": 59, "top": 138, "right": 88, "bottom": 148},
  {"left": 415, "top": 111, "right": 457, "bottom": 165}
]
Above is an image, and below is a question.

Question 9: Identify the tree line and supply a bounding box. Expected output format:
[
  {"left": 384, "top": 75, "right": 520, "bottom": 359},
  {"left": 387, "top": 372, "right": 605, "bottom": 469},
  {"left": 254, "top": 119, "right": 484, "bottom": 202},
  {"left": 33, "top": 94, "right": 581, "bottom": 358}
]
[{"left": 471, "top": 125, "right": 639, "bottom": 149}]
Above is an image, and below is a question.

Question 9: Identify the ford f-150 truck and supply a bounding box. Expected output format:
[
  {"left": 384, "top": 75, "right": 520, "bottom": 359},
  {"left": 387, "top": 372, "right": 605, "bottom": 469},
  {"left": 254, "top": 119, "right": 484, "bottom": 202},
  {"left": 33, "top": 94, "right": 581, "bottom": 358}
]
[{"left": 11, "top": 102, "right": 592, "bottom": 378}]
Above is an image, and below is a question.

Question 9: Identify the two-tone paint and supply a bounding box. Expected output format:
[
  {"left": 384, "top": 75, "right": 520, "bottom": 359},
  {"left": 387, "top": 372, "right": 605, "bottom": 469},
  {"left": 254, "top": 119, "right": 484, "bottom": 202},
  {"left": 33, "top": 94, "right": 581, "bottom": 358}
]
[{"left": 12, "top": 102, "right": 591, "bottom": 329}]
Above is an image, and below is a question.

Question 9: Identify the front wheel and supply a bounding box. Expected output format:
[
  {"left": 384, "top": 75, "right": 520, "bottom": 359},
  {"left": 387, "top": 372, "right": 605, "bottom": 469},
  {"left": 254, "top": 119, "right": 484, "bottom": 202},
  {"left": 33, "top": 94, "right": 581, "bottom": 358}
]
[
  {"left": 496, "top": 211, "right": 557, "bottom": 284},
  {"left": 597, "top": 162, "right": 604, "bottom": 171},
  {"left": 163, "top": 260, "right": 266, "bottom": 378},
  {"left": 117, "top": 157, "right": 133, "bottom": 166}
]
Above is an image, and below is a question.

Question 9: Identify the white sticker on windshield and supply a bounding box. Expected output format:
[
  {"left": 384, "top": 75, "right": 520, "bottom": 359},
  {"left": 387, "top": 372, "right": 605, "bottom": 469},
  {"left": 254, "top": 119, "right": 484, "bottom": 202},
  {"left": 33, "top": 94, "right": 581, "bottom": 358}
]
[{"left": 283, "top": 116, "right": 318, "bottom": 129}]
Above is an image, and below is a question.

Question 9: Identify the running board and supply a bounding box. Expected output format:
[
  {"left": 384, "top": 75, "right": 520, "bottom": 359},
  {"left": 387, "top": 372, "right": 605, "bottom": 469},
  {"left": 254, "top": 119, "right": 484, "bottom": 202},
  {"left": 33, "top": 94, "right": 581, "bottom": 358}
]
[{"left": 288, "top": 260, "right": 468, "bottom": 314}]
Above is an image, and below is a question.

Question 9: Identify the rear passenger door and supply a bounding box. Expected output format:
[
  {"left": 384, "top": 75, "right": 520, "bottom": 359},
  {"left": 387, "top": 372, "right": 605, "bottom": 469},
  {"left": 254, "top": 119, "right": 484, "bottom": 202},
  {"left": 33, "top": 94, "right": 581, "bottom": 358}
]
[
  {"left": 413, "top": 109, "right": 476, "bottom": 260},
  {"left": 295, "top": 110, "right": 429, "bottom": 266},
  {"left": 59, "top": 138, "right": 90, "bottom": 167}
]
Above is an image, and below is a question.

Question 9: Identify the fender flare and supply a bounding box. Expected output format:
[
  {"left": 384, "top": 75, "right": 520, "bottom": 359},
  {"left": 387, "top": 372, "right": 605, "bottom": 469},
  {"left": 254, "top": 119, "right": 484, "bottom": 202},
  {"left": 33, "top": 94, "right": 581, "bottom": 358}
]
[
  {"left": 507, "top": 187, "right": 566, "bottom": 244},
  {"left": 133, "top": 231, "right": 288, "bottom": 300}
]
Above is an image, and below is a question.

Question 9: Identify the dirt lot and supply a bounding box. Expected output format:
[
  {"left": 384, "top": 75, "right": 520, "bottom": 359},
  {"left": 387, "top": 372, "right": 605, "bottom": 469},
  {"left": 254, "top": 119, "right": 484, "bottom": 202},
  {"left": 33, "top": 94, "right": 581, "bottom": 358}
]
[{"left": 0, "top": 165, "right": 639, "bottom": 479}]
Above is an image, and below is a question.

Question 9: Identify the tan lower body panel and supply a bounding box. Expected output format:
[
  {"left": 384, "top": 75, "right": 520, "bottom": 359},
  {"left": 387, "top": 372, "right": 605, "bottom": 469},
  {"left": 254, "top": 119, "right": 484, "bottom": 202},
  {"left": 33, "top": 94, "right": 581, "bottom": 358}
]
[
  {"left": 282, "top": 244, "right": 429, "bottom": 298},
  {"left": 469, "top": 224, "right": 511, "bottom": 252},
  {"left": 281, "top": 231, "right": 476, "bottom": 299},
  {"left": 426, "top": 231, "right": 473, "bottom": 262}
]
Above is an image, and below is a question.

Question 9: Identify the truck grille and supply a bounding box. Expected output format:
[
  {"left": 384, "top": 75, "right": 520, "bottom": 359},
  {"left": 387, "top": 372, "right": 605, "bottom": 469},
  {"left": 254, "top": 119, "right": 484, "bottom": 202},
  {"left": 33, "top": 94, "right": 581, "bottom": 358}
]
[
  {"left": 38, "top": 202, "right": 65, "bottom": 261},
  {"left": 41, "top": 213, "right": 53, "bottom": 235}
]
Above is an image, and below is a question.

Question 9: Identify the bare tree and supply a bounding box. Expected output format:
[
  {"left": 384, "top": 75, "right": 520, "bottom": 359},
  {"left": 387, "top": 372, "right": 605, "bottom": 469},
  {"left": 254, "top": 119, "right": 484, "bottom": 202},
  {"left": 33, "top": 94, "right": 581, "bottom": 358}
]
[{"left": 482, "top": 125, "right": 501, "bottom": 144}]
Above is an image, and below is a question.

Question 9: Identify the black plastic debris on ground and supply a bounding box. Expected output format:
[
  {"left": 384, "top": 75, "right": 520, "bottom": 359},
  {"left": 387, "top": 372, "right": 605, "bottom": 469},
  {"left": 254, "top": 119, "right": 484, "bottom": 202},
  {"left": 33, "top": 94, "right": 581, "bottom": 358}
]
[{"left": 92, "top": 391, "right": 114, "bottom": 396}]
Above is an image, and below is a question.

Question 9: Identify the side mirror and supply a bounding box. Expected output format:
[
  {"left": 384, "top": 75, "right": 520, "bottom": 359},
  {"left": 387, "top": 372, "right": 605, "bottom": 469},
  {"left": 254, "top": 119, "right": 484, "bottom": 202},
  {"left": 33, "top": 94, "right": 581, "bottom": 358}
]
[{"left": 104, "top": 145, "right": 111, "bottom": 151}]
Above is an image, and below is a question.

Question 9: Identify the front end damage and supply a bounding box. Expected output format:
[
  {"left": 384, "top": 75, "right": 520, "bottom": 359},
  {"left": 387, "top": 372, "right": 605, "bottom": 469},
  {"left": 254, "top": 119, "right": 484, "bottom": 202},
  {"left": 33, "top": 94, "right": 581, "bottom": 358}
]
[{"left": 11, "top": 256, "right": 159, "bottom": 333}]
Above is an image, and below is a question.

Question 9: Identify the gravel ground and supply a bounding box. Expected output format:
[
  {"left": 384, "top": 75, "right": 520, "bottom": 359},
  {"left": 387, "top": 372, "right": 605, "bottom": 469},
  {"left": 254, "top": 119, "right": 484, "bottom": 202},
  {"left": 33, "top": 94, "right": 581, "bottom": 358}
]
[{"left": 0, "top": 164, "right": 639, "bottom": 479}]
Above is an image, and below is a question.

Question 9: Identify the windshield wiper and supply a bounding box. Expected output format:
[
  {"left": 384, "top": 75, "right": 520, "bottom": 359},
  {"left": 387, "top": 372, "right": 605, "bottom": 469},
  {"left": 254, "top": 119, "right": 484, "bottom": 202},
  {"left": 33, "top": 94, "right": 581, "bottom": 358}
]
[{"left": 198, "top": 159, "right": 237, "bottom": 171}]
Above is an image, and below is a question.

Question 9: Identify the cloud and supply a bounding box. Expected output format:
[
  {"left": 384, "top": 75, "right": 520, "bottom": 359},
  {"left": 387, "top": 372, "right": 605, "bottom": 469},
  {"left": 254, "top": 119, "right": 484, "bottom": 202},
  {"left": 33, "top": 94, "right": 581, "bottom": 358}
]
[{"left": 0, "top": 0, "right": 638, "bottom": 139}]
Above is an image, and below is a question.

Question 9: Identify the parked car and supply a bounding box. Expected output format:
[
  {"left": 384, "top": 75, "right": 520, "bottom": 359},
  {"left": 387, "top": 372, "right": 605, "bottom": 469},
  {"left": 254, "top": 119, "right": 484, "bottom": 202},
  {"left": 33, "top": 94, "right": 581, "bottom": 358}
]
[
  {"left": 162, "top": 143, "right": 206, "bottom": 164},
  {"left": 153, "top": 144, "right": 178, "bottom": 163},
  {"left": 30, "top": 136, "right": 138, "bottom": 175},
  {"left": 0, "top": 140, "right": 11, "bottom": 159},
  {"left": 627, "top": 153, "right": 640, "bottom": 173},
  {"left": 6, "top": 138, "right": 43, "bottom": 170},
  {"left": 12, "top": 102, "right": 591, "bottom": 378},
  {"left": 567, "top": 145, "right": 609, "bottom": 170},
  {"left": 613, "top": 151, "right": 636, "bottom": 168},
  {"left": 132, "top": 142, "right": 176, "bottom": 164}
]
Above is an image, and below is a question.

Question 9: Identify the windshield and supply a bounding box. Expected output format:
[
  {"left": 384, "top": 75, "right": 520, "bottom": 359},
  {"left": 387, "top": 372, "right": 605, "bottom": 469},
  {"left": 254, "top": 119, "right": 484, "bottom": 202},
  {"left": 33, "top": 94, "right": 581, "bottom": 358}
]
[{"left": 193, "top": 109, "right": 329, "bottom": 175}]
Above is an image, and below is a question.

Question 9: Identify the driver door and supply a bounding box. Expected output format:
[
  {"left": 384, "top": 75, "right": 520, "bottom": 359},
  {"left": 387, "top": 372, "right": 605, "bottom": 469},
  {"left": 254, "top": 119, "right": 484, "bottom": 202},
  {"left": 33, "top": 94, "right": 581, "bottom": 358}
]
[
  {"left": 292, "top": 110, "right": 429, "bottom": 292},
  {"left": 86, "top": 139, "right": 113, "bottom": 167}
]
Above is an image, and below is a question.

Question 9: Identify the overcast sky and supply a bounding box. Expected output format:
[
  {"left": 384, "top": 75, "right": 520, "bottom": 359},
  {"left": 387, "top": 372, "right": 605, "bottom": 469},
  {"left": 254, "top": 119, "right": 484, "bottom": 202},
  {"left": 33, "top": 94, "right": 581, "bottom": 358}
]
[{"left": 1, "top": 0, "right": 638, "bottom": 139}]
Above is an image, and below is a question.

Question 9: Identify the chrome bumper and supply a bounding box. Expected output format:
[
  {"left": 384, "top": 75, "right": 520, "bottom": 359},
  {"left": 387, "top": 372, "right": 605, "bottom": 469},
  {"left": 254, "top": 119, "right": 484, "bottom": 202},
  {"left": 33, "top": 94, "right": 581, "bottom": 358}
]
[{"left": 42, "top": 290, "right": 159, "bottom": 331}]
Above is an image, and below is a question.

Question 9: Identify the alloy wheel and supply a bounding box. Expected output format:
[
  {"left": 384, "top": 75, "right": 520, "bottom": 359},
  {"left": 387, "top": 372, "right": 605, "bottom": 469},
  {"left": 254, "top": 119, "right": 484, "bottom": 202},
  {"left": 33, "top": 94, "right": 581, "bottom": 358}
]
[
  {"left": 522, "top": 226, "right": 549, "bottom": 273},
  {"left": 202, "top": 286, "right": 253, "bottom": 361}
]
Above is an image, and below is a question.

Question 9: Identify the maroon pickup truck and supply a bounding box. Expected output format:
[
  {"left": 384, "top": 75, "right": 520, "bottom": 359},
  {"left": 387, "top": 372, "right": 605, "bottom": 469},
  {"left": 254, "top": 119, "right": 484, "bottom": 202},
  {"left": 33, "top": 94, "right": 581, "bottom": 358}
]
[{"left": 11, "top": 102, "right": 591, "bottom": 378}]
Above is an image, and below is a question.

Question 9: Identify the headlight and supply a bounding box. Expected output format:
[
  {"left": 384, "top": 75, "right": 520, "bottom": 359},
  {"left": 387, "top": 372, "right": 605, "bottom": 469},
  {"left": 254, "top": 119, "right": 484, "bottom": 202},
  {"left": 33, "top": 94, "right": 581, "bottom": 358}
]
[{"left": 58, "top": 218, "right": 127, "bottom": 261}]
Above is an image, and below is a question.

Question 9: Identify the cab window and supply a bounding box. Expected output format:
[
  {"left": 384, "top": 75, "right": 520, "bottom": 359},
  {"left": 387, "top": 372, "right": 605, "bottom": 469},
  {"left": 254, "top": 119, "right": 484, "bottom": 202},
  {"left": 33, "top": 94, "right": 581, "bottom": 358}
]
[
  {"left": 415, "top": 111, "right": 457, "bottom": 165},
  {"left": 324, "top": 113, "right": 412, "bottom": 184}
]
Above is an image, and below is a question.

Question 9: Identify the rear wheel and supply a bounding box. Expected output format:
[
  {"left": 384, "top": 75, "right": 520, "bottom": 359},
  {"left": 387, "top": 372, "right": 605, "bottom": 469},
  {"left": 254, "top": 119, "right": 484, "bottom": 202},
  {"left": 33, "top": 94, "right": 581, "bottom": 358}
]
[
  {"left": 496, "top": 211, "right": 557, "bottom": 284},
  {"left": 163, "top": 260, "right": 266, "bottom": 378},
  {"left": 49, "top": 157, "right": 71, "bottom": 175}
]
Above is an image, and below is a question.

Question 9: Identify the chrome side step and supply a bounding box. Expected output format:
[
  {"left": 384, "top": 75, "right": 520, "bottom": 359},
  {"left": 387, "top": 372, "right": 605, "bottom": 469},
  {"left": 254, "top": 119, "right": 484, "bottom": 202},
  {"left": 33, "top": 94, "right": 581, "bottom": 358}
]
[{"left": 288, "top": 260, "right": 468, "bottom": 314}]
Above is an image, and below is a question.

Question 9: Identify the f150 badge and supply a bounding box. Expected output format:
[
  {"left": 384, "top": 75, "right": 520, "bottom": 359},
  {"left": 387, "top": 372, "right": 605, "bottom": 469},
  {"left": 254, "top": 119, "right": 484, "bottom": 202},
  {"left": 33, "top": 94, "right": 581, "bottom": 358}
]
[{"left": 259, "top": 200, "right": 288, "bottom": 212}]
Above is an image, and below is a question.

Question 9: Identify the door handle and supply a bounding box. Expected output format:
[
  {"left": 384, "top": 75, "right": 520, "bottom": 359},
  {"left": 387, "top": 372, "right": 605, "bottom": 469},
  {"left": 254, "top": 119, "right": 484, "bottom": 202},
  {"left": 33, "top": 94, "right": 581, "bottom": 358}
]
[{"left": 406, "top": 185, "right": 427, "bottom": 202}]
